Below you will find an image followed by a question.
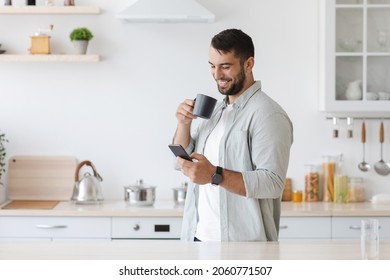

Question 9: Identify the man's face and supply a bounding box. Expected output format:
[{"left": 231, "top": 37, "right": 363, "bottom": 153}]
[{"left": 208, "top": 47, "right": 246, "bottom": 96}]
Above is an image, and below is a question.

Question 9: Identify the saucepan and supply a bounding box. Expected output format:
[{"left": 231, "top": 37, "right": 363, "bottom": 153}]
[
  {"left": 124, "top": 179, "right": 156, "bottom": 206},
  {"left": 172, "top": 182, "right": 188, "bottom": 206}
]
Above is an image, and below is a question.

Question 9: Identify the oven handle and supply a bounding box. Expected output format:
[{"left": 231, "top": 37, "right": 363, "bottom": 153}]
[{"left": 36, "top": 224, "right": 68, "bottom": 229}]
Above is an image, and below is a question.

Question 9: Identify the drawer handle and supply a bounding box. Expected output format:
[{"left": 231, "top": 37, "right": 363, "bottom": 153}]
[
  {"left": 279, "top": 225, "right": 288, "bottom": 230},
  {"left": 349, "top": 225, "right": 382, "bottom": 230},
  {"left": 349, "top": 225, "right": 361, "bottom": 230},
  {"left": 36, "top": 224, "right": 68, "bottom": 229}
]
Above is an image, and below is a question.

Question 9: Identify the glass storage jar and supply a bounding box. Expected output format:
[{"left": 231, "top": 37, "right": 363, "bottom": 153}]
[
  {"left": 322, "top": 155, "right": 338, "bottom": 202},
  {"left": 347, "top": 177, "right": 365, "bottom": 202},
  {"left": 282, "top": 178, "right": 292, "bottom": 201},
  {"left": 334, "top": 154, "right": 348, "bottom": 203},
  {"left": 304, "top": 164, "right": 320, "bottom": 202},
  {"left": 292, "top": 190, "right": 303, "bottom": 203}
]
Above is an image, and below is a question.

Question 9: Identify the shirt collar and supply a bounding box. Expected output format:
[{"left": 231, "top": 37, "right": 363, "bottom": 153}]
[{"left": 223, "top": 81, "right": 262, "bottom": 109}]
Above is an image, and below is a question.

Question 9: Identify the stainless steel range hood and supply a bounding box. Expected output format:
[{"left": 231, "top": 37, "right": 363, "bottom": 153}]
[{"left": 117, "top": 0, "right": 215, "bottom": 23}]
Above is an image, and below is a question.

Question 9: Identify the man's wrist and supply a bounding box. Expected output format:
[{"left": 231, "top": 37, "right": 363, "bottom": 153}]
[{"left": 211, "top": 166, "right": 223, "bottom": 186}]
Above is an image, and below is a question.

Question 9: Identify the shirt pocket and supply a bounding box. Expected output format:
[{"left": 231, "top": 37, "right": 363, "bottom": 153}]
[{"left": 224, "top": 130, "right": 252, "bottom": 170}]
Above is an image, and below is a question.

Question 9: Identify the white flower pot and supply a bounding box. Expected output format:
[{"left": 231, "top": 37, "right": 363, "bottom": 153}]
[{"left": 72, "top": 40, "right": 89, "bottom": 55}]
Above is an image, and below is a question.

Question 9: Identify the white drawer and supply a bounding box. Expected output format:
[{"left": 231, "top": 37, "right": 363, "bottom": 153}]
[
  {"left": 112, "top": 217, "right": 182, "bottom": 239},
  {"left": 332, "top": 217, "right": 390, "bottom": 240},
  {"left": 279, "top": 217, "right": 331, "bottom": 239},
  {"left": 0, "top": 217, "right": 111, "bottom": 239}
]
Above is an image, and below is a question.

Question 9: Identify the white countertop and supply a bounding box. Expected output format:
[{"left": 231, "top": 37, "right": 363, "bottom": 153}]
[
  {"left": 0, "top": 200, "right": 184, "bottom": 217},
  {"left": 1, "top": 200, "right": 390, "bottom": 217},
  {"left": 281, "top": 201, "right": 390, "bottom": 217},
  {"left": 0, "top": 239, "right": 389, "bottom": 260}
]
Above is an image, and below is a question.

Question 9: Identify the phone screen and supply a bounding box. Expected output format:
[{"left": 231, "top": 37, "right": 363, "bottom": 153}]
[{"left": 168, "top": 144, "right": 193, "bottom": 161}]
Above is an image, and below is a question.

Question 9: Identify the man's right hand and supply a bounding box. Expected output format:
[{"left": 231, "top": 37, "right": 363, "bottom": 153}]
[{"left": 176, "top": 99, "right": 196, "bottom": 125}]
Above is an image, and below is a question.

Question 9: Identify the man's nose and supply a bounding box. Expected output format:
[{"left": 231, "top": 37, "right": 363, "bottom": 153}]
[{"left": 213, "top": 68, "right": 223, "bottom": 79}]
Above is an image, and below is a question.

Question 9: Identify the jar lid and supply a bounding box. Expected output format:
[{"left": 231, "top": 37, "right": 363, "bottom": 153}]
[{"left": 348, "top": 177, "right": 364, "bottom": 183}]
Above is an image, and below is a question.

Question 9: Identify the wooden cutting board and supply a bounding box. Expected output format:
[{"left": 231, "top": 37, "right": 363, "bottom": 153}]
[{"left": 7, "top": 156, "right": 78, "bottom": 201}]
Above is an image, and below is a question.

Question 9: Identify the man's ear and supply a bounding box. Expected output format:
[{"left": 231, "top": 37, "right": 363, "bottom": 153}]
[{"left": 246, "top": 57, "right": 255, "bottom": 72}]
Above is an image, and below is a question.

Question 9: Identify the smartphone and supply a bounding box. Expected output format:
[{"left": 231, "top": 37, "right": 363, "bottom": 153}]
[{"left": 168, "top": 144, "right": 193, "bottom": 161}]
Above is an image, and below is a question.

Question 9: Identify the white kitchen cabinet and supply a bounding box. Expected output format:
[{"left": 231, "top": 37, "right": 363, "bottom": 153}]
[
  {"left": 279, "top": 217, "right": 332, "bottom": 239},
  {"left": 112, "top": 217, "right": 182, "bottom": 239},
  {"left": 332, "top": 216, "right": 390, "bottom": 239},
  {"left": 0, "top": 216, "right": 111, "bottom": 240},
  {"left": 319, "top": 0, "right": 390, "bottom": 117}
]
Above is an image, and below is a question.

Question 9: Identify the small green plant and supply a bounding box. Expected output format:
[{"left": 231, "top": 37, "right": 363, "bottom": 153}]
[
  {"left": 69, "top": 27, "right": 94, "bottom": 41},
  {"left": 0, "top": 131, "right": 8, "bottom": 183}
]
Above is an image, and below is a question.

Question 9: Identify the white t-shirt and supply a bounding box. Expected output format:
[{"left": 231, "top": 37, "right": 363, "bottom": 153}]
[{"left": 196, "top": 104, "right": 233, "bottom": 241}]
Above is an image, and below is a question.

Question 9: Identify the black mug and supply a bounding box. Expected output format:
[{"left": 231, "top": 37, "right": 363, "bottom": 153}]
[{"left": 193, "top": 94, "right": 217, "bottom": 119}]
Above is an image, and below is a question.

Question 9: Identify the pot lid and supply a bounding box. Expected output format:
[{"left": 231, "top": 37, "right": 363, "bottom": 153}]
[{"left": 124, "top": 179, "right": 156, "bottom": 190}]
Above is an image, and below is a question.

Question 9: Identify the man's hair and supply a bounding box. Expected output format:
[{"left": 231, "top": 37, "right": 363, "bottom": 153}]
[{"left": 210, "top": 29, "right": 254, "bottom": 63}]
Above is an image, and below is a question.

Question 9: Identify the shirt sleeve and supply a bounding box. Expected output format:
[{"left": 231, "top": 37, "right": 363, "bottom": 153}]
[{"left": 242, "top": 112, "right": 293, "bottom": 199}]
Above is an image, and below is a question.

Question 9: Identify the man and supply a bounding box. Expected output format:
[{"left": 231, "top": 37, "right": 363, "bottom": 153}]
[{"left": 173, "top": 29, "right": 293, "bottom": 242}]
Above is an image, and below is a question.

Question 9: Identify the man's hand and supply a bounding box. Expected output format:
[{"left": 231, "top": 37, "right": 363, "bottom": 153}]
[
  {"left": 175, "top": 99, "right": 196, "bottom": 125},
  {"left": 176, "top": 153, "right": 215, "bottom": 185}
]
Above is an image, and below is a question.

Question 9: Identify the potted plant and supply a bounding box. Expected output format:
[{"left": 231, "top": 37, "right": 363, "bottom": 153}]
[
  {"left": 0, "top": 131, "right": 8, "bottom": 186},
  {"left": 69, "top": 27, "right": 94, "bottom": 55}
]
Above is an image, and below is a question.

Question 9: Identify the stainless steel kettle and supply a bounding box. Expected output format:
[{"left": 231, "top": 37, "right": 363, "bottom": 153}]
[{"left": 71, "top": 160, "right": 103, "bottom": 204}]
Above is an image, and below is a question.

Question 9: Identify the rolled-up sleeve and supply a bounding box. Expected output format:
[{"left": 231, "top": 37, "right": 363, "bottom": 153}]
[{"left": 241, "top": 112, "right": 293, "bottom": 199}]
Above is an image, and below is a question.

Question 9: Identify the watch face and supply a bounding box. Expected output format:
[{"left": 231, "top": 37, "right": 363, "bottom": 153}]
[{"left": 212, "top": 173, "right": 223, "bottom": 185}]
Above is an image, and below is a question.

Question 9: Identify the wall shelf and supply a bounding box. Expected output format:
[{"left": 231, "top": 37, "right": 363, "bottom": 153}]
[
  {"left": 0, "top": 54, "right": 100, "bottom": 62},
  {"left": 0, "top": 6, "right": 100, "bottom": 15}
]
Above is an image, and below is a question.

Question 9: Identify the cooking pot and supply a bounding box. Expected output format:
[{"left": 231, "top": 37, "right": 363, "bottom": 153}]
[
  {"left": 71, "top": 160, "right": 103, "bottom": 204},
  {"left": 172, "top": 182, "right": 188, "bottom": 206},
  {"left": 124, "top": 179, "right": 156, "bottom": 206}
]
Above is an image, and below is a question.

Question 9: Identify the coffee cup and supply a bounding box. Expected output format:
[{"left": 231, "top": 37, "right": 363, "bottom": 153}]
[{"left": 193, "top": 94, "right": 217, "bottom": 119}]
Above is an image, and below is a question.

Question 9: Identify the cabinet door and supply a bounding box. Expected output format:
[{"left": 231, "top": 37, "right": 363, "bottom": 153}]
[
  {"left": 0, "top": 217, "right": 111, "bottom": 239},
  {"left": 279, "top": 217, "right": 331, "bottom": 239},
  {"left": 112, "top": 217, "right": 182, "bottom": 239},
  {"left": 332, "top": 216, "right": 390, "bottom": 239},
  {"left": 319, "top": 0, "right": 390, "bottom": 117}
]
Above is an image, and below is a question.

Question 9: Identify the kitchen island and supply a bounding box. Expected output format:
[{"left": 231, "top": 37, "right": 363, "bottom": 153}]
[
  {"left": 1, "top": 201, "right": 390, "bottom": 240},
  {"left": 0, "top": 239, "right": 389, "bottom": 260}
]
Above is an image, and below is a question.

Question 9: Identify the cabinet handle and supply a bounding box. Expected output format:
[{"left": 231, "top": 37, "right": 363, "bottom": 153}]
[
  {"left": 349, "top": 225, "right": 361, "bottom": 230},
  {"left": 279, "top": 225, "right": 288, "bottom": 230},
  {"left": 133, "top": 224, "right": 140, "bottom": 231},
  {"left": 36, "top": 224, "right": 68, "bottom": 229}
]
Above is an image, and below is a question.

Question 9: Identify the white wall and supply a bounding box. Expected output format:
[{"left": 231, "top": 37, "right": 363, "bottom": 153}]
[{"left": 1, "top": 0, "right": 389, "bottom": 203}]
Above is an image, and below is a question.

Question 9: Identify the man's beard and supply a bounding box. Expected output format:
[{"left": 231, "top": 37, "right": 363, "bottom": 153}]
[{"left": 217, "top": 66, "right": 246, "bottom": 96}]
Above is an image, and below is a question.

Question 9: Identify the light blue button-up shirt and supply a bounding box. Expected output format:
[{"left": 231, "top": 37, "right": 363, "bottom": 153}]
[{"left": 180, "top": 81, "right": 293, "bottom": 241}]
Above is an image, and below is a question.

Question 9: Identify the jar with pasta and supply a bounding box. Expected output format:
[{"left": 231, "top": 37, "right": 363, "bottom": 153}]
[
  {"left": 304, "top": 164, "right": 320, "bottom": 202},
  {"left": 347, "top": 177, "right": 365, "bottom": 202},
  {"left": 322, "top": 155, "right": 338, "bottom": 202}
]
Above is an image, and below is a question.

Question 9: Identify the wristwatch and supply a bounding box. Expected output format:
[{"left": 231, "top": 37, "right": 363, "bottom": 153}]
[{"left": 211, "top": 166, "right": 223, "bottom": 186}]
